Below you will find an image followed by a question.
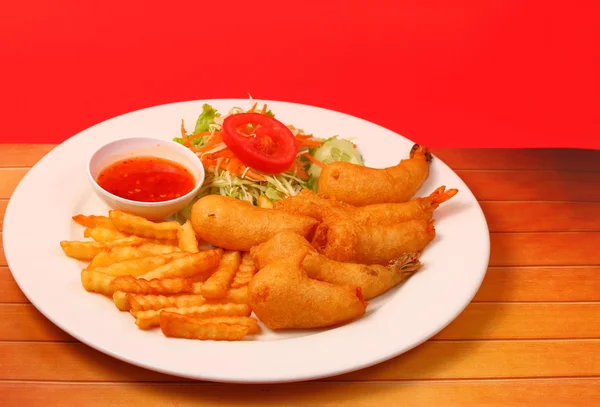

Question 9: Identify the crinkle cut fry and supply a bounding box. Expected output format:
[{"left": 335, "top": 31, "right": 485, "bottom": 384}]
[
  {"left": 159, "top": 312, "right": 250, "bottom": 341},
  {"left": 109, "top": 210, "right": 180, "bottom": 240},
  {"left": 110, "top": 275, "right": 193, "bottom": 295},
  {"left": 231, "top": 252, "right": 258, "bottom": 288},
  {"left": 133, "top": 303, "right": 252, "bottom": 329}
]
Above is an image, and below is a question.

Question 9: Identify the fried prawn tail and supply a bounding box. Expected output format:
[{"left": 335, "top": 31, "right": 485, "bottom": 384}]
[
  {"left": 409, "top": 144, "right": 433, "bottom": 163},
  {"left": 389, "top": 251, "right": 424, "bottom": 273},
  {"left": 425, "top": 186, "right": 459, "bottom": 209}
]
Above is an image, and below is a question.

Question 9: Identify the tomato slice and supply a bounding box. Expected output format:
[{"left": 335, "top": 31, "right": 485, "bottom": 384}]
[{"left": 221, "top": 113, "right": 297, "bottom": 174}]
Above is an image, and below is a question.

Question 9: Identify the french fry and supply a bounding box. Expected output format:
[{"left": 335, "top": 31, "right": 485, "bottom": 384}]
[
  {"left": 197, "top": 316, "right": 260, "bottom": 334},
  {"left": 109, "top": 210, "right": 180, "bottom": 240},
  {"left": 88, "top": 243, "right": 182, "bottom": 269},
  {"left": 219, "top": 286, "right": 249, "bottom": 304},
  {"left": 132, "top": 303, "right": 252, "bottom": 329},
  {"left": 159, "top": 312, "right": 250, "bottom": 341},
  {"left": 60, "top": 236, "right": 144, "bottom": 261},
  {"left": 112, "top": 291, "right": 131, "bottom": 311},
  {"left": 96, "top": 252, "right": 189, "bottom": 277},
  {"left": 231, "top": 252, "right": 258, "bottom": 288},
  {"left": 110, "top": 275, "right": 193, "bottom": 295},
  {"left": 81, "top": 270, "right": 116, "bottom": 297},
  {"left": 141, "top": 249, "right": 222, "bottom": 280},
  {"left": 72, "top": 214, "right": 115, "bottom": 229},
  {"left": 128, "top": 294, "right": 207, "bottom": 312},
  {"left": 84, "top": 227, "right": 129, "bottom": 242},
  {"left": 189, "top": 273, "right": 212, "bottom": 283},
  {"left": 177, "top": 220, "right": 199, "bottom": 253},
  {"left": 193, "top": 285, "right": 248, "bottom": 305},
  {"left": 200, "top": 251, "right": 241, "bottom": 299}
]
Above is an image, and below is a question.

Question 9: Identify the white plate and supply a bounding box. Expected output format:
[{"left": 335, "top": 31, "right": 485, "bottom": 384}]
[{"left": 3, "top": 99, "right": 490, "bottom": 383}]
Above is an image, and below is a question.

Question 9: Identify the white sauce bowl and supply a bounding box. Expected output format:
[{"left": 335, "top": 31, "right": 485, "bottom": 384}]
[{"left": 88, "top": 137, "right": 205, "bottom": 221}]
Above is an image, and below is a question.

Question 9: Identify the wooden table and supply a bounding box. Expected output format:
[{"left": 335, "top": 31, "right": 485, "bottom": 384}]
[{"left": 1, "top": 145, "right": 599, "bottom": 406}]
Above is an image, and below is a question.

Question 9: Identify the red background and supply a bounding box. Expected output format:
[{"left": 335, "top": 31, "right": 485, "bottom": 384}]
[{"left": 1, "top": 1, "right": 598, "bottom": 148}]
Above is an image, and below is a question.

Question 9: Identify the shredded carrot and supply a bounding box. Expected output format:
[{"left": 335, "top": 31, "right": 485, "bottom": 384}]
[
  {"left": 302, "top": 153, "right": 326, "bottom": 168},
  {"left": 209, "top": 149, "right": 236, "bottom": 160},
  {"left": 181, "top": 119, "right": 187, "bottom": 140},
  {"left": 296, "top": 169, "right": 309, "bottom": 180},
  {"left": 184, "top": 131, "right": 213, "bottom": 147},
  {"left": 226, "top": 158, "right": 243, "bottom": 173},
  {"left": 297, "top": 139, "right": 323, "bottom": 147},
  {"left": 296, "top": 134, "right": 314, "bottom": 140},
  {"left": 196, "top": 132, "right": 223, "bottom": 153},
  {"left": 248, "top": 102, "right": 258, "bottom": 113},
  {"left": 245, "top": 170, "right": 266, "bottom": 181},
  {"left": 261, "top": 104, "right": 267, "bottom": 114}
]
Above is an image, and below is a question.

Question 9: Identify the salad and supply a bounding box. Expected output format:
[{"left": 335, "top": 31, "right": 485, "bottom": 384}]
[{"left": 173, "top": 101, "right": 364, "bottom": 220}]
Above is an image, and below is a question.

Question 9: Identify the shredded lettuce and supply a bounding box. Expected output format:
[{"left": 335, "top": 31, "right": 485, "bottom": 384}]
[
  {"left": 194, "top": 104, "right": 219, "bottom": 134},
  {"left": 171, "top": 102, "right": 363, "bottom": 222}
]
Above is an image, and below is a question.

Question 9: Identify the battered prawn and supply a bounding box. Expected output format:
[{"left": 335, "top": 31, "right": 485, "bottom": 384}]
[
  {"left": 273, "top": 186, "right": 458, "bottom": 224},
  {"left": 190, "top": 195, "right": 319, "bottom": 251},
  {"left": 317, "top": 144, "right": 432, "bottom": 206},
  {"left": 248, "top": 247, "right": 367, "bottom": 329},
  {"left": 311, "top": 218, "right": 436, "bottom": 265},
  {"left": 251, "top": 231, "right": 423, "bottom": 299}
]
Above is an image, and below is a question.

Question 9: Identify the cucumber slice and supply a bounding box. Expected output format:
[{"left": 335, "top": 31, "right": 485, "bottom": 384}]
[{"left": 308, "top": 138, "right": 363, "bottom": 178}]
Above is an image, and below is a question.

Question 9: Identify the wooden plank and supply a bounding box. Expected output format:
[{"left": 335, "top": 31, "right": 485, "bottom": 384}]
[
  {"left": 1, "top": 340, "right": 599, "bottom": 381},
  {"left": 474, "top": 267, "right": 600, "bottom": 302},
  {"left": 0, "top": 268, "right": 28, "bottom": 303},
  {"left": 481, "top": 202, "right": 600, "bottom": 232},
  {"left": 434, "top": 148, "right": 600, "bottom": 172},
  {"left": 340, "top": 340, "right": 600, "bottom": 381},
  {"left": 0, "top": 145, "right": 55, "bottom": 168},
  {"left": 0, "top": 234, "right": 6, "bottom": 266},
  {"left": 2, "top": 379, "right": 600, "bottom": 407},
  {"left": 0, "top": 305, "right": 72, "bottom": 342},
  {"left": 3, "top": 303, "right": 599, "bottom": 343},
  {"left": 434, "top": 303, "right": 600, "bottom": 340},
  {"left": 456, "top": 170, "right": 600, "bottom": 202},
  {"left": 490, "top": 232, "right": 600, "bottom": 266},
  {"left": 0, "top": 200, "right": 7, "bottom": 230},
  {"left": 0, "top": 169, "right": 28, "bottom": 199},
  {"left": 0, "top": 342, "right": 177, "bottom": 382}
]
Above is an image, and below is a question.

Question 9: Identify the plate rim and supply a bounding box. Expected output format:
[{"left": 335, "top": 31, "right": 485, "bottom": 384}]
[{"left": 3, "top": 98, "right": 490, "bottom": 383}]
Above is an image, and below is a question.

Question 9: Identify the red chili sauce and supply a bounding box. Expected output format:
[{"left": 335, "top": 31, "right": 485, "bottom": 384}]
[{"left": 97, "top": 156, "right": 195, "bottom": 202}]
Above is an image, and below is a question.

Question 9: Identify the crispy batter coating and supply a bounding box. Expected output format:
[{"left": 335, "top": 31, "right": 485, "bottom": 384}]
[
  {"left": 248, "top": 248, "right": 367, "bottom": 329},
  {"left": 190, "top": 195, "right": 319, "bottom": 251},
  {"left": 312, "top": 219, "right": 436, "bottom": 265},
  {"left": 252, "top": 231, "right": 423, "bottom": 299},
  {"left": 274, "top": 187, "right": 457, "bottom": 224},
  {"left": 317, "top": 144, "right": 432, "bottom": 206}
]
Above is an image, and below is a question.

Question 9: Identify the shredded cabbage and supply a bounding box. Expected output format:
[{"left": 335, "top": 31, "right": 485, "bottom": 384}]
[{"left": 172, "top": 101, "right": 358, "bottom": 222}]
